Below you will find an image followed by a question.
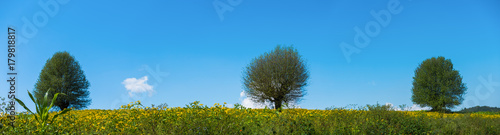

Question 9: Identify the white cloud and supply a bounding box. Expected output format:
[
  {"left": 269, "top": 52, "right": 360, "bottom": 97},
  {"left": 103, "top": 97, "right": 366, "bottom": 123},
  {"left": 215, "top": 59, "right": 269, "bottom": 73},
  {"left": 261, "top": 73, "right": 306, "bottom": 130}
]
[
  {"left": 122, "top": 76, "right": 155, "bottom": 97},
  {"left": 385, "top": 103, "right": 400, "bottom": 111},
  {"left": 408, "top": 104, "right": 431, "bottom": 111},
  {"left": 239, "top": 91, "right": 269, "bottom": 108},
  {"left": 240, "top": 91, "right": 245, "bottom": 97},
  {"left": 385, "top": 102, "right": 431, "bottom": 111}
]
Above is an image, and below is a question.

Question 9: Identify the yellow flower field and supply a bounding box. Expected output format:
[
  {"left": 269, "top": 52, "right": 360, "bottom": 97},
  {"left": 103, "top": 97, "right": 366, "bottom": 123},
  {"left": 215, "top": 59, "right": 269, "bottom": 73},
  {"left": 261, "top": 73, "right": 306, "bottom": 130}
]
[{"left": 1, "top": 101, "right": 499, "bottom": 134}]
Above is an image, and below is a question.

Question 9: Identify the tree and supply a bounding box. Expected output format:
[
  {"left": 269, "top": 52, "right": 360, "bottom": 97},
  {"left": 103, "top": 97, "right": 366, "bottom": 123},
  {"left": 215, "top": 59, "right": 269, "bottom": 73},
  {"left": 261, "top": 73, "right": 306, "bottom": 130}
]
[
  {"left": 459, "top": 106, "right": 500, "bottom": 113},
  {"left": 243, "top": 45, "right": 309, "bottom": 109},
  {"left": 34, "top": 51, "right": 91, "bottom": 111},
  {"left": 411, "top": 56, "right": 466, "bottom": 112}
]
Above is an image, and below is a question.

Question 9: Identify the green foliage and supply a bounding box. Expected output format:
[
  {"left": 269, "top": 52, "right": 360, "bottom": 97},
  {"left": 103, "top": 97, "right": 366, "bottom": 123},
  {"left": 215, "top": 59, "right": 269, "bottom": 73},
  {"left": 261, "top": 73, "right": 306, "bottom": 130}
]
[
  {"left": 399, "top": 104, "right": 409, "bottom": 111},
  {"left": 366, "top": 102, "right": 395, "bottom": 111},
  {"left": 0, "top": 97, "right": 7, "bottom": 114},
  {"left": 243, "top": 45, "right": 309, "bottom": 109},
  {"left": 411, "top": 56, "right": 467, "bottom": 113},
  {"left": 325, "top": 104, "right": 357, "bottom": 110},
  {"left": 233, "top": 103, "right": 246, "bottom": 109},
  {"left": 119, "top": 101, "right": 145, "bottom": 110},
  {"left": 325, "top": 106, "right": 339, "bottom": 110},
  {"left": 326, "top": 103, "right": 398, "bottom": 111},
  {"left": 459, "top": 106, "right": 500, "bottom": 113},
  {"left": 184, "top": 101, "right": 208, "bottom": 109},
  {"left": 34, "top": 51, "right": 91, "bottom": 111},
  {"left": 1, "top": 105, "right": 498, "bottom": 134},
  {"left": 282, "top": 102, "right": 300, "bottom": 109},
  {"left": 14, "top": 89, "right": 71, "bottom": 133},
  {"left": 155, "top": 103, "right": 169, "bottom": 110}
]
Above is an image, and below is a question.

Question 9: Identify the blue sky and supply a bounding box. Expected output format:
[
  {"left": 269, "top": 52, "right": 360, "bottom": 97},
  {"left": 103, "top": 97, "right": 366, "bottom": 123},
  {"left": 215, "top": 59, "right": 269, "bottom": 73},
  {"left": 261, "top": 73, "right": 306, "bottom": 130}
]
[{"left": 1, "top": 0, "right": 499, "bottom": 112}]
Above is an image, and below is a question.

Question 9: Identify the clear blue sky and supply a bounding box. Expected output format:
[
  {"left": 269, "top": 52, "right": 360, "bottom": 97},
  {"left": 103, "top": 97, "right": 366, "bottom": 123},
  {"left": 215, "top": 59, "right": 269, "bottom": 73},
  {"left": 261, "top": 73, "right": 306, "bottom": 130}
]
[{"left": 1, "top": 0, "right": 499, "bottom": 112}]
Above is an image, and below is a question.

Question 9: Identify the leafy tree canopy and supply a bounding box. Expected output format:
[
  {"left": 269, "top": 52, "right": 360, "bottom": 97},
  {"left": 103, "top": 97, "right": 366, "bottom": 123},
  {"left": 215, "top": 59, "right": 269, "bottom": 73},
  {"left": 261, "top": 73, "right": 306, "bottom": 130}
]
[
  {"left": 243, "top": 45, "right": 309, "bottom": 110},
  {"left": 34, "top": 51, "right": 91, "bottom": 111},
  {"left": 411, "top": 56, "right": 466, "bottom": 112}
]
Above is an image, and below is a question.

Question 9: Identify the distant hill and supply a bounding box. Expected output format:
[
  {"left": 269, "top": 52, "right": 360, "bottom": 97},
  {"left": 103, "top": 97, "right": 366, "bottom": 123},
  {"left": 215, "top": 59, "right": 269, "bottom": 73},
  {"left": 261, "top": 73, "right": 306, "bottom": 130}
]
[{"left": 459, "top": 106, "right": 500, "bottom": 113}]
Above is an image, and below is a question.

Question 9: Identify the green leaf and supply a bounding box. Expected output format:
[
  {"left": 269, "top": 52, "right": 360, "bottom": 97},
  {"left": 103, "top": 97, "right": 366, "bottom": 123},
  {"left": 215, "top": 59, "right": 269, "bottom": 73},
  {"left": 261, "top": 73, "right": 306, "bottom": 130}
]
[
  {"left": 39, "top": 89, "right": 53, "bottom": 122},
  {"left": 34, "top": 115, "right": 39, "bottom": 122},
  {"left": 47, "top": 93, "right": 60, "bottom": 113},
  {"left": 42, "top": 89, "right": 50, "bottom": 112},
  {"left": 14, "top": 98, "right": 34, "bottom": 115},
  {"left": 27, "top": 90, "right": 37, "bottom": 105},
  {"left": 27, "top": 90, "right": 42, "bottom": 116}
]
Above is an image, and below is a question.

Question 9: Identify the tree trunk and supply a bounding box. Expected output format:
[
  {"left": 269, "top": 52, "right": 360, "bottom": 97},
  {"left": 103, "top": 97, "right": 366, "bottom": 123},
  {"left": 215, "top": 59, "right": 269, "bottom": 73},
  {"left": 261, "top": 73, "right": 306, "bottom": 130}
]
[
  {"left": 59, "top": 102, "right": 69, "bottom": 111},
  {"left": 274, "top": 100, "right": 282, "bottom": 110}
]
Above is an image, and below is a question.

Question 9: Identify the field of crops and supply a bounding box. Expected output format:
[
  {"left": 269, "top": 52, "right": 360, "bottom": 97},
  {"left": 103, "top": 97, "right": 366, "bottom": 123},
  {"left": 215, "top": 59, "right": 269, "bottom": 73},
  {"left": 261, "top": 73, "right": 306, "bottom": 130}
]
[{"left": 1, "top": 101, "right": 499, "bottom": 134}]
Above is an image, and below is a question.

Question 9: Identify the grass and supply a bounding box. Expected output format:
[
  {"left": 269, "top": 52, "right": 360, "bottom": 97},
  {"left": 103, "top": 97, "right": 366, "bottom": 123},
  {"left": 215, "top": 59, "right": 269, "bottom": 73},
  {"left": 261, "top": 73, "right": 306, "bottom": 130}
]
[{"left": 0, "top": 101, "right": 499, "bottom": 134}]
